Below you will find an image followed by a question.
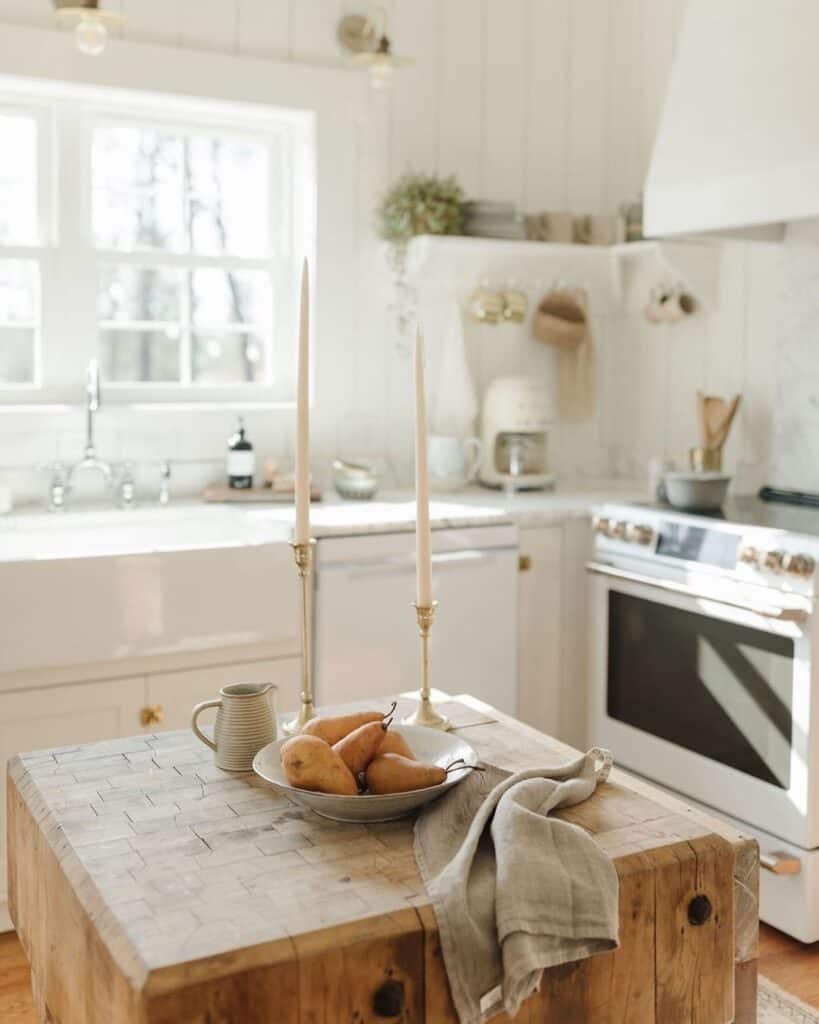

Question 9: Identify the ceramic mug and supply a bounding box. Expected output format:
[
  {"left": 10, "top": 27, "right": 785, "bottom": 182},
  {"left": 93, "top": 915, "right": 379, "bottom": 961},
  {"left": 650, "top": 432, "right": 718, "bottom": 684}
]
[
  {"left": 192, "top": 681, "right": 277, "bottom": 771},
  {"left": 428, "top": 435, "right": 483, "bottom": 491}
]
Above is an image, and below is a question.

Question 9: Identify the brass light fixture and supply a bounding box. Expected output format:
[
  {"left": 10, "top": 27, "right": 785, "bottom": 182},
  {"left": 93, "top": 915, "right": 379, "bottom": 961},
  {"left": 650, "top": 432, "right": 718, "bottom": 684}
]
[
  {"left": 53, "top": 0, "right": 125, "bottom": 57},
  {"left": 337, "top": 8, "right": 414, "bottom": 90}
]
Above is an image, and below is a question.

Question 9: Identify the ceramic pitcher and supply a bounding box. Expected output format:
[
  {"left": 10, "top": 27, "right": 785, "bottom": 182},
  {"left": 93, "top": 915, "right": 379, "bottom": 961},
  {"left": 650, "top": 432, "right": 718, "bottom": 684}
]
[{"left": 191, "top": 682, "right": 277, "bottom": 771}]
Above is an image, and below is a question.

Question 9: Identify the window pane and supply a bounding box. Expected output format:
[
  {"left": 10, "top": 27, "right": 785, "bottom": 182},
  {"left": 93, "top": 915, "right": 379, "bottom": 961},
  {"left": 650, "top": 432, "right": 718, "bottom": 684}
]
[
  {"left": 0, "top": 261, "right": 38, "bottom": 323},
  {"left": 93, "top": 123, "right": 183, "bottom": 190},
  {"left": 187, "top": 136, "right": 268, "bottom": 257},
  {"left": 98, "top": 265, "right": 181, "bottom": 322},
  {"left": 0, "top": 114, "right": 38, "bottom": 244},
  {"left": 100, "top": 329, "right": 180, "bottom": 383},
  {"left": 0, "top": 327, "right": 35, "bottom": 384},
  {"left": 93, "top": 187, "right": 184, "bottom": 252},
  {"left": 190, "top": 269, "right": 271, "bottom": 328},
  {"left": 192, "top": 333, "right": 266, "bottom": 384}
]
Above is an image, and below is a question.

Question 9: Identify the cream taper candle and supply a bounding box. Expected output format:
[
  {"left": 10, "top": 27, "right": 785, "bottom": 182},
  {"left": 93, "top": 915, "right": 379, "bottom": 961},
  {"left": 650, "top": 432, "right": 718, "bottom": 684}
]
[
  {"left": 294, "top": 259, "right": 310, "bottom": 545},
  {"left": 414, "top": 326, "right": 433, "bottom": 607}
]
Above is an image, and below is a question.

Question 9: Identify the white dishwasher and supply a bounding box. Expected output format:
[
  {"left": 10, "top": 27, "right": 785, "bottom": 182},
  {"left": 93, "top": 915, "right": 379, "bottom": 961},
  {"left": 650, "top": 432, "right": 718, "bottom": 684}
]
[{"left": 314, "top": 523, "right": 519, "bottom": 714}]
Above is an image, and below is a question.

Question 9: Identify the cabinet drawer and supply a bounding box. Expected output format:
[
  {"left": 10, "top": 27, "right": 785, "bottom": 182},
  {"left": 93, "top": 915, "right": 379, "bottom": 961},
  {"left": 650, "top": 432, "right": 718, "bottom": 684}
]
[{"left": 146, "top": 658, "right": 301, "bottom": 733}]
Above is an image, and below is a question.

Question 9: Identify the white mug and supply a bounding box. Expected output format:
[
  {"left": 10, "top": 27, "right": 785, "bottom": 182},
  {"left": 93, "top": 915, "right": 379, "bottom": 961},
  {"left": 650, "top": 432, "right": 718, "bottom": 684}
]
[{"left": 428, "top": 435, "right": 483, "bottom": 491}]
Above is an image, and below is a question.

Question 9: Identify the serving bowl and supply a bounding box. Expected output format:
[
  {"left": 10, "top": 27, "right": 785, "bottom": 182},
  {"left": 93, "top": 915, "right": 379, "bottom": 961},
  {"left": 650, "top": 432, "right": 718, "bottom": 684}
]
[
  {"left": 253, "top": 724, "right": 478, "bottom": 822},
  {"left": 665, "top": 471, "right": 731, "bottom": 512}
]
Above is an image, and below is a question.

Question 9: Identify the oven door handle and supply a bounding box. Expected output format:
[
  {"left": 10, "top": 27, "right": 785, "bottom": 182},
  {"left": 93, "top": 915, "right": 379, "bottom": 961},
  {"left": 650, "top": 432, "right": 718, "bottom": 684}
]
[{"left": 585, "top": 561, "right": 808, "bottom": 624}]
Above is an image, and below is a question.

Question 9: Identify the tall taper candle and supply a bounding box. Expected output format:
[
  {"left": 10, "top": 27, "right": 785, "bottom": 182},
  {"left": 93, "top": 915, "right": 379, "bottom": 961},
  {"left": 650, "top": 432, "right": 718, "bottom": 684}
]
[
  {"left": 294, "top": 259, "right": 310, "bottom": 545},
  {"left": 414, "top": 326, "right": 433, "bottom": 607}
]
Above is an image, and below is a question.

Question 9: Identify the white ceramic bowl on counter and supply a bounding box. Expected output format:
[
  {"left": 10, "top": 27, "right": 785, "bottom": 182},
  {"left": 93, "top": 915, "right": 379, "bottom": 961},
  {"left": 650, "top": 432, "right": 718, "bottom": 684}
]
[
  {"left": 253, "top": 725, "right": 479, "bottom": 823},
  {"left": 664, "top": 471, "right": 731, "bottom": 512}
]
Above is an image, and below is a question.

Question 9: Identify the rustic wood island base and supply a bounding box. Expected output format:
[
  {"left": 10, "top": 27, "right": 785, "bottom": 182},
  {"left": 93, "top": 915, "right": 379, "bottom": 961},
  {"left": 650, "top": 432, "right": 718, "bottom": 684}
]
[{"left": 7, "top": 695, "right": 759, "bottom": 1023}]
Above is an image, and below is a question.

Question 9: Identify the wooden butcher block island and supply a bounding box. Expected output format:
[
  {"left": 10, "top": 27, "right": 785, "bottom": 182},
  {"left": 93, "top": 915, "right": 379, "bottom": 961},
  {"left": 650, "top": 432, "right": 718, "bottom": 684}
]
[{"left": 7, "top": 694, "right": 759, "bottom": 1024}]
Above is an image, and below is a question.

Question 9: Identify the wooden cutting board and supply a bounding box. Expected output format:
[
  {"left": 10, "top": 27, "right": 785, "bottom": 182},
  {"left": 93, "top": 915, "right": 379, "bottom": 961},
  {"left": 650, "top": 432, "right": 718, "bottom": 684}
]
[{"left": 203, "top": 483, "right": 322, "bottom": 503}]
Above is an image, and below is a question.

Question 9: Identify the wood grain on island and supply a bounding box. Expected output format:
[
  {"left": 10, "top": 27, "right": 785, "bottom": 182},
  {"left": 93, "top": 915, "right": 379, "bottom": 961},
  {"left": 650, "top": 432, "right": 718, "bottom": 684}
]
[{"left": 7, "top": 694, "right": 759, "bottom": 1023}]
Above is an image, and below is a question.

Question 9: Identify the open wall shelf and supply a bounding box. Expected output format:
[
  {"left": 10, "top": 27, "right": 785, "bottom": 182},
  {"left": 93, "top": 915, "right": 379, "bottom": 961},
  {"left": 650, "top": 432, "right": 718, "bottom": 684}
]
[{"left": 403, "top": 234, "right": 721, "bottom": 313}]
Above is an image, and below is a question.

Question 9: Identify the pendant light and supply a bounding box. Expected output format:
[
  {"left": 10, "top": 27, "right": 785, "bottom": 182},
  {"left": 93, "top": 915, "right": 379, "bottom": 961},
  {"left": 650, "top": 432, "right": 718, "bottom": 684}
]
[
  {"left": 53, "top": 0, "right": 125, "bottom": 57},
  {"left": 337, "top": 8, "right": 414, "bottom": 90}
]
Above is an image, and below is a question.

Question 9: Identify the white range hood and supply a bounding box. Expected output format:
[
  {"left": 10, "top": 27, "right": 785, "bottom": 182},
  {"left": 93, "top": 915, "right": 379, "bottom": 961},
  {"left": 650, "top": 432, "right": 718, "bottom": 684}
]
[{"left": 644, "top": 0, "right": 819, "bottom": 239}]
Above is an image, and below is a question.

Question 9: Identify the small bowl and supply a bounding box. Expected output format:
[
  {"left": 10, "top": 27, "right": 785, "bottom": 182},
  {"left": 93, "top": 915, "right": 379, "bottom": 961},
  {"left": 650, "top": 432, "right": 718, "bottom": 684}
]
[
  {"left": 252, "top": 725, "right": 478, "bottom": 823},
  {"left": 664, "top": 471, "right": 731, "bottom": 512},
  {"left": 333, "top": 459, "right": 379, "bottom": 501}
]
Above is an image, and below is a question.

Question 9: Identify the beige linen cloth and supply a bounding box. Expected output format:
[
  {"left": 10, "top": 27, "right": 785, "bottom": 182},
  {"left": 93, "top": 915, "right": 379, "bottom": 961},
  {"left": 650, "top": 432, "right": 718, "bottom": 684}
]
[{"left": 414, "top": 749, "right": 619, "bottom": 1024}]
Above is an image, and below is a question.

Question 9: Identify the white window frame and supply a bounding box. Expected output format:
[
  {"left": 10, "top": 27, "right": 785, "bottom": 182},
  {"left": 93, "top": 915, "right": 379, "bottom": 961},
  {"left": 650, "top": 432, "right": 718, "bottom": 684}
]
[{"left": 0, "top": 86, "right": 314, "bottom": 408}]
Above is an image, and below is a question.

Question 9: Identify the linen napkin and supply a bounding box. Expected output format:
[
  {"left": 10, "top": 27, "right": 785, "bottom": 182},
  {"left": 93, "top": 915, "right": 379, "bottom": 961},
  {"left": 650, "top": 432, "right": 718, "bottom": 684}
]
[{"left": 414, "top": 748, "right": 619, "bottom": 1024}]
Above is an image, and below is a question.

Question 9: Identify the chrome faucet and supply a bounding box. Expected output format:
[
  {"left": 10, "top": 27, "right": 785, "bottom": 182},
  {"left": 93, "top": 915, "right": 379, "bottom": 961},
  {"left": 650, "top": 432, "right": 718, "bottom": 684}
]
[{"left": 47, "top": 359, "right": 115, "bottom": 511}]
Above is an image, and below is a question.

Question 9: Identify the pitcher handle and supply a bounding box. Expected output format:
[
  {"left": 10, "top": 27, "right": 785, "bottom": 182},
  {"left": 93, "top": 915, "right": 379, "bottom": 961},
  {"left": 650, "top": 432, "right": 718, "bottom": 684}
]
[
  {"left": 191, "top": 699, "right": 221, "bottom": 752},
  {"left": 463, "top": 437, "right": 484, "bottom": 481}
]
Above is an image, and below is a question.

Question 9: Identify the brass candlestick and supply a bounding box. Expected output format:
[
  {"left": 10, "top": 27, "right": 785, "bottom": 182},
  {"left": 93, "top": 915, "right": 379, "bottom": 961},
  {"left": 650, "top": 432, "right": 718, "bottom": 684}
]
[
  {"left": 403, "top": 601, "right": 451, "bottom": 730},
  {"left": 282, "top": 539, "right": 317, "bottom": 736}
]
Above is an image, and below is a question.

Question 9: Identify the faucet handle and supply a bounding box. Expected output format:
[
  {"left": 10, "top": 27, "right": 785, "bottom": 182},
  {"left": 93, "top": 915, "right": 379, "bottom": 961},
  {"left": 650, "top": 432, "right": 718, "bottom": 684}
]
[
  {"left": 46, "top": 461, "right": 69, "bottom": 513},
  {"left": 158, "top": 460, "right": 171, "bottom": 507},
  {"left": 118, "top": 461, "right": 137, "bottom": 509}
]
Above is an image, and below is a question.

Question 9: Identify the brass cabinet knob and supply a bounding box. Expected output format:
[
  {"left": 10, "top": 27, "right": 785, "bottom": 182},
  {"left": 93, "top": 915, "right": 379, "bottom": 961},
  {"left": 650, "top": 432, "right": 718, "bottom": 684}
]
[
  {"left": 140, "top": 705, "right": 164, "bottom": 727},
  {"left": 518, "top": 554, "right": 532, "bottom": 572}
]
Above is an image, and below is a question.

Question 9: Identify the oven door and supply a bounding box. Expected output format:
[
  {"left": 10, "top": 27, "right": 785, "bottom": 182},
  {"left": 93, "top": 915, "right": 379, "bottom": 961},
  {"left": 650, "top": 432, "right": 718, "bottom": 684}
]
[{"left": 587, "top": 560, "right": 819, "bottom": 848}]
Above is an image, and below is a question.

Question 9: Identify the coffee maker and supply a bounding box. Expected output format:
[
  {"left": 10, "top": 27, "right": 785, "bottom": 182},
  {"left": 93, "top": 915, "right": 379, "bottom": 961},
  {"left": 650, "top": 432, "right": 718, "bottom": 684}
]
[{"left": 479, "top": 375, "right": 555, "bottom": 490}]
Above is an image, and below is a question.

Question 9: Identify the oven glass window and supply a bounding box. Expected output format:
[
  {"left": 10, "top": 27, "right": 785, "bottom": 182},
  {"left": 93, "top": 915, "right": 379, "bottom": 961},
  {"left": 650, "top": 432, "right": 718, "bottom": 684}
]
[{"left": 608, "top": 592, "right": 795, "bottom": 788}]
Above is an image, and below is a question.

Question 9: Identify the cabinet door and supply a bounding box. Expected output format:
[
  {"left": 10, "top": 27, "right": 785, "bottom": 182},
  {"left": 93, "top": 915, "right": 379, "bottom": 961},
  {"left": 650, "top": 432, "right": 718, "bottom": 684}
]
[
  {"left": 0, "top": 676, "right": 145, "bottom": 922},
  {"left": 517, "top": 526, "right": 563, "bottom": 736},
  {"left": 146, "top": 658, "right": 302, "bottom": 734}
]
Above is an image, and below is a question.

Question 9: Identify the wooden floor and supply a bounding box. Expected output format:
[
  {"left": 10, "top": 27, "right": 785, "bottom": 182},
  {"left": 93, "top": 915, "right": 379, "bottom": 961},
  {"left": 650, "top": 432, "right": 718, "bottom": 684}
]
[{"left": 1, "top": 925, "right": 818, "bottom": 1021}]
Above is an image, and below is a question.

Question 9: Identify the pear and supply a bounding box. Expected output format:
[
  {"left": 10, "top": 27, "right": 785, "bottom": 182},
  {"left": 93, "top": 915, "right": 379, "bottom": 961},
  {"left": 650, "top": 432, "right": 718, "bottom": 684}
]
[
  {"left": 366, "top": 754, "right": 447, "bottom": 795},
  {"left": 280, "top": 734, "right": 357, "bottom": 795},
  {"left": 333, "top": 720, "right": 389, "bottom": 775},
  {"left": 303, "top": 701, "right": 397, "bottom": 746},
  {"left": 377, "top": 731, "right": 416, "bottom": 760}
]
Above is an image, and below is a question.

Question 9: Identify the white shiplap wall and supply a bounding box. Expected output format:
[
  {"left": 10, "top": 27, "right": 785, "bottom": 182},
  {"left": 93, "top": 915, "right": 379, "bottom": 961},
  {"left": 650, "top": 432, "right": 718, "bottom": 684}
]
[{"left": 0, "top": 0, "right": 781, "bottom": 499}]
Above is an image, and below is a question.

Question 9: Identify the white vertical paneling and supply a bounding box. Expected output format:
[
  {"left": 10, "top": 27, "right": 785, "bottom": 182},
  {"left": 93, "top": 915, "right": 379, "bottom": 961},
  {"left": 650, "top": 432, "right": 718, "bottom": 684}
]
[
  {"left": 179, "top": 0, "right": 237, "bottom": 52},
  {"left": 437, "top": 0, "right": 483, "bottom": 197},
  {"left": 289, "top": 0, "right": 343, "bottom": 64},
  {"left": 639, "top": 0, "right": 675, "bottom": 178},
  {"left": 566, "top": 0, "right": 609, "bottom": 213},
  {"left": 390, "top": 0, "right": 439, "bottom": 176},
  {"left": 0, "top": 0, "right": 51, "bottom": 26},
  {"left": 605, "top": 0, "right": 642, "bottom": 211},
  {"left": 664, "top": 315, "right": 708, "bottom": 463},
  {"left": 237, "top": 0, "right": 290, "bottom": 59},
  {"left": 482, "top": 0, "right": 527, "bottom": 204},
  {"left": 122, "top": 0, "right": 180, "bottom": 47},
  {"left": 524, "top": 0, "right": 569, "bottom": 211}
]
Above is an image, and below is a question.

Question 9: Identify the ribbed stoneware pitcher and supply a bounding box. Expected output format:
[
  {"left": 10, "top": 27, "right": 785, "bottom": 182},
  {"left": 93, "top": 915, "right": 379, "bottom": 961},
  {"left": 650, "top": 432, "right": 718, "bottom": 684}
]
[{"left": 191, "top": 682, "right": 277, "bottom": 771}]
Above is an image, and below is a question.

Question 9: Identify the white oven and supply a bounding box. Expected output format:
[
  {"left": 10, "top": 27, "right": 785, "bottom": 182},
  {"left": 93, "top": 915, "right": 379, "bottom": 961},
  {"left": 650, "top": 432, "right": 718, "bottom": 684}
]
[{"left": 587, "top": 504, "right": 819, "bottom": 851}]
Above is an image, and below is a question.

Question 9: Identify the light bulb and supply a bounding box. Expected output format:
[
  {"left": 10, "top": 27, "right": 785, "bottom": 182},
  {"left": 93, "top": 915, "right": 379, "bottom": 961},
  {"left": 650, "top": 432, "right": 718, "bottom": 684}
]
[
  {"left": 369, "top": 57, "right": 394, "bottom": 90},
  {"left": 75, "top": 15, "right": 108, "bottom": 57}
]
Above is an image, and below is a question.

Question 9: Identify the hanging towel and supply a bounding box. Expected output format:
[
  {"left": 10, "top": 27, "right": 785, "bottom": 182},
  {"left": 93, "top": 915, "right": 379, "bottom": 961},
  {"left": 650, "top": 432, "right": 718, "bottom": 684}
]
[
  {"left": 414, "top": 749, "right": 619, "bottom": 1024},
  {"left": 432, "top": 301, "right": 479, "bottom": 437}
]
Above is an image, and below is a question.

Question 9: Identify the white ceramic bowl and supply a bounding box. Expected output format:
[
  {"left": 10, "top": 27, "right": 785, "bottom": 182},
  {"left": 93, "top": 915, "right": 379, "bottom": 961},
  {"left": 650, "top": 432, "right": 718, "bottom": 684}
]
[
  {"left": 665, "top": 471, "right": 731, "bottom": 512},
  {"left": 252, "top": 725, "right": 478, "bottom": 822}
]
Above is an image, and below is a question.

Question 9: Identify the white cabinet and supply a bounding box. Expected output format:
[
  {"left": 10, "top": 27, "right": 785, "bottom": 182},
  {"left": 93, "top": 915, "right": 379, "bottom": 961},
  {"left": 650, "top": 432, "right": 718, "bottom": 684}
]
[
  {"left": 0, "top": 676, "right": 145, "bottom": 927},
  {"left": 516, "top": 520, "right": 591, "bottom": 749},
  {"left": 146, "top": 658, "right": 301, "bottom": 733}
]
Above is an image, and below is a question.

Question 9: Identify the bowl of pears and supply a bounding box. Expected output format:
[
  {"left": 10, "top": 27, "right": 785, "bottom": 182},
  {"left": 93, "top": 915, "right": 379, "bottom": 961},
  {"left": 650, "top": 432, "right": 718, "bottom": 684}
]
[{"left": 252, "top": 703, "right": 480, "bottom": 822}]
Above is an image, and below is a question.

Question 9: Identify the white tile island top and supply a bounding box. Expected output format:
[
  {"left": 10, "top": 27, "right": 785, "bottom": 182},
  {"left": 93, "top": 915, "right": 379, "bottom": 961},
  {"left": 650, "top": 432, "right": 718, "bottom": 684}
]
[{"left": 7, "top": 694, "right": 758, "bottom": 1024}]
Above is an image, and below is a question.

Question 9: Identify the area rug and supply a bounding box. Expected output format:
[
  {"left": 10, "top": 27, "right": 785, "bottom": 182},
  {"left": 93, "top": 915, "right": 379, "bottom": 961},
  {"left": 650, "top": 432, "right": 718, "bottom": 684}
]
[{"left": 760, "top": 976, "right": 819, "bottom": 1023}]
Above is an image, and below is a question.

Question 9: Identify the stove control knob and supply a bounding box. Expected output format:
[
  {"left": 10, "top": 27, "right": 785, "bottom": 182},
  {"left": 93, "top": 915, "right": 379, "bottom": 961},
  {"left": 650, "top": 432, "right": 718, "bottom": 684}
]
[
  {"left": 609, "top": 520, "right": 627, "bottom": 540},
  {"left": 593, "top": 516, "right": 610, "bottom": 536},
  {"left": 625, "top": 523, "right": 655, "bottom": 546},
  {"left": 762, "top": 550, "right": 785, "bottom": 573},
  {"left": 783, "top": 553, "right": 816, "bottom": 577},
  {"left": 738, "top": 546, "right": 758, "bottom": 566}
]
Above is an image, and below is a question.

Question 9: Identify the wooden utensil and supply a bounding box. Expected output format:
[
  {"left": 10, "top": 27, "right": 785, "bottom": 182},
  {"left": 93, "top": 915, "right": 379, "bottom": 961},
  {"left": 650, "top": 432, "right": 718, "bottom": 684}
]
[{"left": 697, "top": 391, "right": 741, "bottom": 454}]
